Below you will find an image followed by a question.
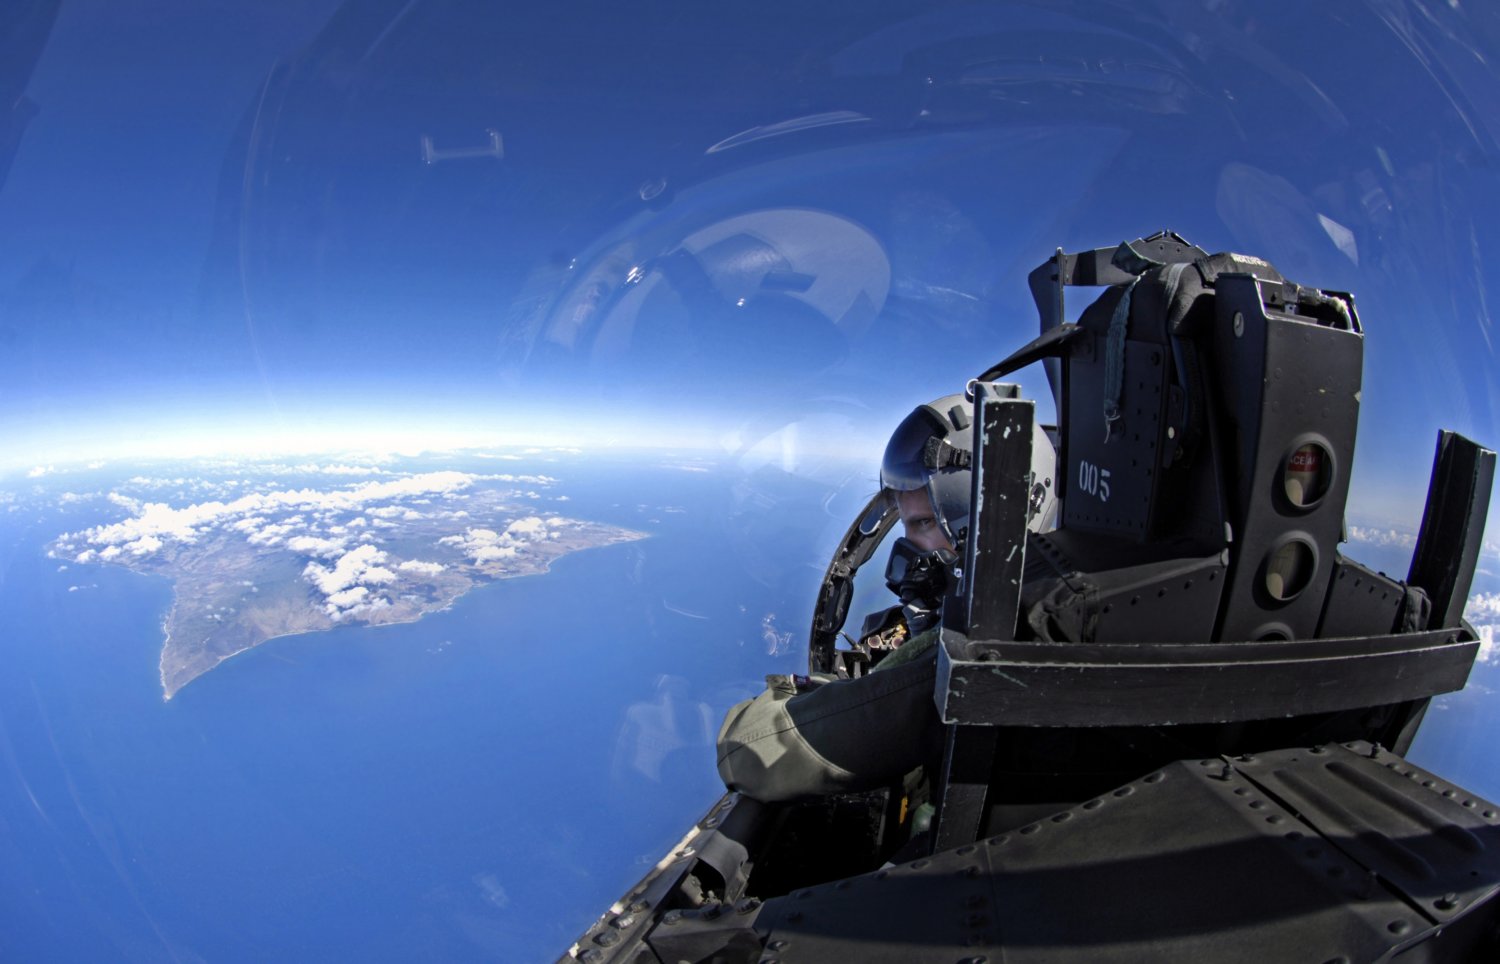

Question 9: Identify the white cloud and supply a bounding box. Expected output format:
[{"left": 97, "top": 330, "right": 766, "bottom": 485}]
[
  {"left": 86, "top": 461, "right": 105, "bottom": 470},
  {"left": 507, "top": 517, "right": 546, "bottom": 538},
  {"left": 27, "top": 465, "right": 55, "bottom": 478},
  {"left": 1347, "top": 526, "right": 1417, "bottom": 551},
  {"left": 472, "top": 545, "right": 518, "bottom": 562},
  {"left": 127, "top": 535, "right": 163, "bottom": 556},
  {"left": 398, "top": 560, "right": 447, "bottom": 576},
  {"left": 325, "top": 586, "right": 369, "bottom": 609},
  {"left": 303, "top": 544, "right": 391, "bottom": 596},
  {"left": 64, "top": 471, "right": 477, "bottom": 553},
  {"left": 286, "top": 535, "right": 348, "bottom": 558},
  {"left": 1466, "top": 592, "right": 1500, "bottom": 664}
]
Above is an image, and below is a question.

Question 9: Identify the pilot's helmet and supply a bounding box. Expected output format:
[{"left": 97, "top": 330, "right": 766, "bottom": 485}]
[
  {"left": 881, "top": 393, "right": 1060, "bottom": 548},
  {"left": 880, "top": 394, "right": 975, "bottom": 549}
]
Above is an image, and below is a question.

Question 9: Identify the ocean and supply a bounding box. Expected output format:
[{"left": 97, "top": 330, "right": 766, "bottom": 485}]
[{"left": 0, "top": 456, "right": 854, "bottom": 961}]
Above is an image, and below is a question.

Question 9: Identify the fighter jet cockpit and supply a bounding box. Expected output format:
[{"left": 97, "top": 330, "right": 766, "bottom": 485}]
[
  {"left": 4, "top": 3, "right": 1500, "bottom": 962},
  {"left": 570, "top": 233, "right": 1499, "bottom": 960}
]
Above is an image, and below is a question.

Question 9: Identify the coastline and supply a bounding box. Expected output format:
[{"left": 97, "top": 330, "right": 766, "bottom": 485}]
[{"left": 157, "top": 528, "right": 650, "bottom": 700}]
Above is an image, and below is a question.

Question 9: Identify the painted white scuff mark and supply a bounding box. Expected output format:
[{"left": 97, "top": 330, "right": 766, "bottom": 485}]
[
  {"left": 990, "top": 668, "right": 1029, "bottom": 688},
  {"left": 1005, "top": 544, "right": 1019, "bottom": 563}
]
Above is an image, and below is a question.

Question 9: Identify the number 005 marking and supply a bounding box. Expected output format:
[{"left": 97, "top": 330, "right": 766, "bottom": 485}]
[{"left": 1078, "top": 460, "right": 1111, "bottom": 502}]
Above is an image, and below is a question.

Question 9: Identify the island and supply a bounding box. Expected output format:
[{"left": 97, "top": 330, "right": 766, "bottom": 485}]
[{"left": 50, "top": 472, "right": 646, "bottom": 699}]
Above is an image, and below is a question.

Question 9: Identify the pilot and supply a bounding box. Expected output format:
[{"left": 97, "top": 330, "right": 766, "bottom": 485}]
[{"left": 714, "top": 396, "right": 978, "bottom": 803}]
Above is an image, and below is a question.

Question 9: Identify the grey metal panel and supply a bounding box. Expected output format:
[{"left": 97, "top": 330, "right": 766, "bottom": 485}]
[
  {"left": 962, "top": 383, "right": 1034, "bottom": 641},
  {"left": 937, "top": 628, "right": 1476, "bottom": 727},
  {"left": 752, "top": 758, "right": 1436, "bottom": 963},
  {"left": 1317, "top": 556, "right": 1404, "bottom": 638},
  {"left": 1235, "top": 743, "right": 1500, "bottom": 927}
]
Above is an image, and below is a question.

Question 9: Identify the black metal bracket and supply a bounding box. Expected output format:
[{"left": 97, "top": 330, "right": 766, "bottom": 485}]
[
  {"left": 1408, "top": 431, "right": 1496, "bottom": 630},
  {"left": 936, "top": 627, "right": 1478, "bottom": 727}
]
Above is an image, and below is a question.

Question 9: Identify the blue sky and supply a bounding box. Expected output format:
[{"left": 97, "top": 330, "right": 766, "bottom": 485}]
[{"left": 1, "top": 1, "right": 1498, "bottom": 538}]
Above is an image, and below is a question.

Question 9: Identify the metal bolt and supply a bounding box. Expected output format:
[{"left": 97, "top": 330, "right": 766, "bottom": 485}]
[
  {"left": 1436, "top": 893, "right": 1459, "bottom": 911},
  {"left": 662, "top": 911, "right": 681, "bottom": 927},
  {"left": 1233, "top": 311, "right": 1245, "bottom": 337},
  {"left": 593, "top": 930, "right": 620, "bottom": 947},
  {"left": 1388, "top": 919, "right": 1411, "bottom": 935},
  {"left": 1310, "top": 745, "right": 1327, "bottom": 755},
  {"left": 768, "top": 939, "right": 789, "bottom": 951},
  {"left": 736, "top": 898, "right": 761, "bottom": 915},
  {"left": 628, "top": 899, "right": 650, "bottom": 913},
  {"left": 611, "top": 914, "right": 636, "bottom": 929},
  {"left": 578, "top": 950, "right": 603, "bottom": 964}
]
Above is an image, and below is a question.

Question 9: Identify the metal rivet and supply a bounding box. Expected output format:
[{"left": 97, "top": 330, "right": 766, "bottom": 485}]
[
  {"left": 1422, "top": 780, "right": 1435, "bottom": 788},
  {"left": 1443, "top": 789, "right": 1456, "bottom": 798},
  {"left": 1199, "top": 759, "right": 1217, "bottom": 767},
  {"left": 1462, "top": 800, "right": 1476, "bottom": 809},
  {"left": 629, "top": 899, "right": 650, "bottom": 913},
  {"left": 1232, "top": 312, "right": 1245, "bottom": 337},
  {"left": 662, "top": 911, "right": 681, "bottom": 927},
  {"left": 1266, "top": 815, "right": 1284, "bottom": 824},
  {"left": 593, "top": 931, "right": 620, "bottom": 947},
  {"left": 768, "top": 939, "right": 789, "bottom": 950},
  {"left": 1233, "top": 787, "right": 1249, "bottom": 796},
  {"left": 1145, "top": 772, "right": 1165, "bottom": 783},
  {"left": 1052, "top": 812, "right": 1072, "bottom": 823},
  {"left": 1485, "top": 810, "right": 1497, "bottom": 819},
  {"left": 611, "top": 913, "right": 636, "bottom": 929},
  {"left": 1388, "top": 920, "right": 1411, "bottom": 935},
  {"left": 989, "top": 835, "right": 1009, "bottom": 846},
  {"left": 1248, "top": 800, "right": 1265, "bottom": 810},
  {"left": 1020, "top": 825, "right": 1039, "bottom": 835},
  {"left": 1436, "top": 893, "right": 1459, "bottom": 910},
  {"left": 1114, "top": 787, "right": 1134, "bottom": 798},
  {"left": 1082, "top": 799, "right": 1102, "bottom": 810},
  {"left": 911, "top": 860, "right": 928, "bottom": 870},
  {"left": 1310, "top": 746, "right": 1327, "bottom": 755}
]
